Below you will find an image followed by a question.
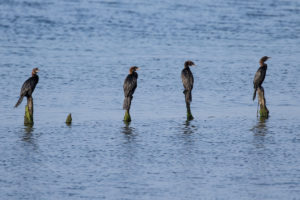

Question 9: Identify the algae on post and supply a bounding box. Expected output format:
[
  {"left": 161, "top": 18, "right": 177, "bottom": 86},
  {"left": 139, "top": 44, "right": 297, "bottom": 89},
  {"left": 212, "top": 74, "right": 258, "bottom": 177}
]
[
  {"left": 66, "top": 113, "right": 72, "bottom": 125},
  {"left": 24, "top": 97, "right": 34, "bottom": 125},
  {"left": 124, "top": 110, "right": 131, "bottom": 122},
  {"left": 24, "top": 105, "right": 33, "bottom": 125},
  {"left": 187, "top": 110, "right": 194, "bottom": 121},
  {"left": 186, "top": 102, "right": 194, "bottom": 121}
]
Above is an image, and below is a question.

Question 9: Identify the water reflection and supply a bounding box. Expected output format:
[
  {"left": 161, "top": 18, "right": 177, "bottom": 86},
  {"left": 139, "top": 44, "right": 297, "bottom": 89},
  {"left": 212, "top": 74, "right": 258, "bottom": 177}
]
[
  {"left": 22, "top": 125, "right": 37, "bottom": 146},
  {"left": 23, "top": 125, "right": 34, "bottom": 142},
  {"left": 66, "top": 122, "right": 72, "bottom": 128},
  {"left": 182, "top": 120, "right": 196, "bottom": 135},
  {"left": 251, "top": 119, "right": 268, "bottom": 148},
  {"left": 122, "top": 122, "right": 133, "bottom": 135},
  {"left": 121, "top": 122, "right": 139, "bottom": 146},
  {"left": 24, "top": 124, "right": 34, "bottom": 134}
]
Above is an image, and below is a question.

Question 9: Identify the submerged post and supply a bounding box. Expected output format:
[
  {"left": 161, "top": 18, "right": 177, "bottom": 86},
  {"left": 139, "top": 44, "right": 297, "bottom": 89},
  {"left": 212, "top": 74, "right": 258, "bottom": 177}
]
[
  {"left": 124, "top": 109, "right": 131, "bottom": 123},
  {"left": 186, "top": 101, "right": 194, "bottom": 121},
  {"left": 257, "top": 87, "right": 269, "bottom": 119},
  {"left": 24, "top": 97, "right": 34, "bottom": 125},
  {"left": 66, "top": 113, "right": 72, "bottom": 125}
]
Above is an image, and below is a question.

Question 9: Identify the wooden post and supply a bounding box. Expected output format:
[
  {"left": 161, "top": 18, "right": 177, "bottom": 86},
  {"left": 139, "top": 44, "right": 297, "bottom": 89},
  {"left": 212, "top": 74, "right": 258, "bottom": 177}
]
[
  {"left": 186, "top": 101, "right": 194, "bottom": 121},
  {"left": 257, "top": 87, "right": 269, "bottom": 119},
  {"left": 124, "top": 110, "right": 131, "bottom": 123},
  {"left": 24, "top": 96, "right": 34, "bottom": 125}
]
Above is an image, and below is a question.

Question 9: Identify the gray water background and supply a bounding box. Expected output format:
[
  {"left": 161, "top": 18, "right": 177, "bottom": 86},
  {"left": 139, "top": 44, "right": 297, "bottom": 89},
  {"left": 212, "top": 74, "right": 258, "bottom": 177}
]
[{"left": 0, "top": 0, "right": 300, "bottom": 199}]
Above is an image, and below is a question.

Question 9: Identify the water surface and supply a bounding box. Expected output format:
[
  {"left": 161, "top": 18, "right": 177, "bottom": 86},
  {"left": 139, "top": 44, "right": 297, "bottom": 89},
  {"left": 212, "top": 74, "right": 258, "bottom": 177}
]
[{"left": 0, "top": 0, "right": 300, "bottom": 199}]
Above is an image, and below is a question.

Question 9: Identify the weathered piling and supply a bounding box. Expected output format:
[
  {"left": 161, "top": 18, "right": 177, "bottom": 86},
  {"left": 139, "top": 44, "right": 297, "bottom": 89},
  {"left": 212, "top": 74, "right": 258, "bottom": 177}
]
[
  {"left": 186, "top": 101, "right": 194, "bottom": 121},
  {"left": 66, "top": 113, "right": 72, "bottom": 125},
  {"left": 24, "top": 97, "right": 34, "bottom": 125},
  {"left": 124, "top": 110, "right": 131, "bottom": 123},
  {"left": 257, "top": 87, "right": 269, "bottom": 119}
]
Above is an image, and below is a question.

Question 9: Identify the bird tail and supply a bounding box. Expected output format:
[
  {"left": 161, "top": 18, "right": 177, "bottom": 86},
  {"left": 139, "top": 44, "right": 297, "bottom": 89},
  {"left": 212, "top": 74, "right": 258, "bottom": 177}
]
[
  {"left": 184, "top": 90, "right": 192, "bottom": 103},
  {"left": 253, "top": 88, "right": 257, "bottom": 101},
  {"left": 123, "top": 96, "right": 132, "bottom": 110},
  {"left": 15, "top": 95, "right": 24, "bottom": 108}
]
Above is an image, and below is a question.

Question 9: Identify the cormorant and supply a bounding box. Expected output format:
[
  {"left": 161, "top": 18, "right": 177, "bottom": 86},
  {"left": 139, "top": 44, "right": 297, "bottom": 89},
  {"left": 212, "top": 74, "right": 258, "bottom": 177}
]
[
  {"left": 181, "top": 60, "right": 195, "bottom": 103},
  {"left": 15, "top": 68, "right": 39, "bottom": 107},
  {"left": 123, "top": 66, "right": 139, "bottom": 111},
  {"left": 253, "top": 56, "right": 270, "bottom": 100}
]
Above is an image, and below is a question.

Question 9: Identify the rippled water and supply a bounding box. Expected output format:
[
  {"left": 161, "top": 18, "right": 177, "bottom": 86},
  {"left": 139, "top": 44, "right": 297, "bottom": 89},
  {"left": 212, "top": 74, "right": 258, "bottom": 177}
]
[{"left": 1, "top": 0, "right": 300, "bottom": 199}]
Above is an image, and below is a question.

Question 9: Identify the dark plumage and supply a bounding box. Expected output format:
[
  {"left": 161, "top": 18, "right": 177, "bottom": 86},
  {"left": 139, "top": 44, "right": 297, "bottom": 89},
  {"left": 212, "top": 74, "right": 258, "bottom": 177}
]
[
  {"left": 15, "top": 68, "right": 39, "bottom": 107},
  {"left": 181, "top": 60, "right": 195, "bottom": 103},
  {"left": 253, "top": 56, "right": 270, "bottom": 100},
  {"left": 123, "top": 66, "right": 139, "bottom": 111}
]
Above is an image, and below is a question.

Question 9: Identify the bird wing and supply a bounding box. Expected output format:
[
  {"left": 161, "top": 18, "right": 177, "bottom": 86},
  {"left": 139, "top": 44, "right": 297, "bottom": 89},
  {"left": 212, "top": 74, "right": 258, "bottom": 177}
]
[
  {"left": 20, "top": 78, "right": 32, "bottom": 96},
  {"left": 190, "top": 72, "right": 194, "bottom": 90},
  {"left": 253, "top": 69, "right": 261, "bottom": 88},
  {"left": 20, "top": 76, "right": 38, "bottom": 96},
  {"left": 181, "top": 69, "right": 194, "bottom": 90},
  {"left": 123, "top": 75, "right": 137, "bottom": 97}
]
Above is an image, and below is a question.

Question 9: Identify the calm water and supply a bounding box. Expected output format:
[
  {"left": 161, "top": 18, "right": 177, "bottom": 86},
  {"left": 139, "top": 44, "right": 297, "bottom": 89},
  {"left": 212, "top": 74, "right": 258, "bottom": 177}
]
[{"left": 1, "top": 0, "right": 300, "bottom": 199}]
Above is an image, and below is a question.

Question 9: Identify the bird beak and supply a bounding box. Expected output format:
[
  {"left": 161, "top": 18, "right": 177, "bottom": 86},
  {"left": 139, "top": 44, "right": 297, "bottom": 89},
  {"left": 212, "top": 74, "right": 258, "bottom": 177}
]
[{"left": 136, "top": 67, "right": 140, "bottom": 71}]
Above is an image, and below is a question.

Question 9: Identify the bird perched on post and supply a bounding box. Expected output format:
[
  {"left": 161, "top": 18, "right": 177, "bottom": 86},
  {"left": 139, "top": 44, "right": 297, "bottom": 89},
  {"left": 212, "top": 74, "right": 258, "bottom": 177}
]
[
  {"left": 15, "top": 68, "right": 39, "bottom": 107},
  {"left": 181, "top": 60, "right": 195, "bottom": 103},
  {"left": 253, "top": 56, "right": 270, "bottom": 100},
  {"left": 123, "top": 66, "right": 139, "bottom": 112}
]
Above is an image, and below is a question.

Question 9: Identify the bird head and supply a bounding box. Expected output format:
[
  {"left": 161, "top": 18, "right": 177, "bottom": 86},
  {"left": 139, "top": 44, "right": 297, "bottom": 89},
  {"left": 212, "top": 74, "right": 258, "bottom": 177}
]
[
  {"left": 259, "top": 56, "right": 270, "bottom": 66},
  {"left": 32, "top": 68, "right": 39, "bottom": 76},
  {"left": 129, "top": 66, "right": 139, "bottom": 74},
  {"left": 184, "top": 60, "right": 196, "bottom": 68}
]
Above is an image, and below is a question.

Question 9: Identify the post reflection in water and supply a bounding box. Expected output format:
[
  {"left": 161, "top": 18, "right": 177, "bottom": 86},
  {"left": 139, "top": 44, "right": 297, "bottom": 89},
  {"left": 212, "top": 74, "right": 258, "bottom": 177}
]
[
  {"left": 23, "top": 125, "right": 34, "bottom": 141},
  {"left": 121, "top": 122, "right": 135, "bottom": 136},
  {"left": 21, "top": 125, "right": 39, "bottom": 150},
  {"left": 251, "top": 118, "right": 269, "bottom": 148},
  {"left": 182, "top": 120, "right": 197, "bottom": 135}
]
